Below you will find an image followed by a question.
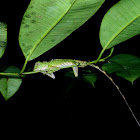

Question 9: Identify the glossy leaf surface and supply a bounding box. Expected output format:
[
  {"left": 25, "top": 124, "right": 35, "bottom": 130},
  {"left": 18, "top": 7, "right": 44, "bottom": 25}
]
[
  {"left": 0, "top": 66, "right": 22, "bottom": 100},
  {"left": 102, "top": 54, "right": 140, "bottom": 84},
  {"left": 82, "top": 73, "right": 97, "bottom": 87},
  {"left": 19, "top": 0, "right": 104, "bottom": 60},
  {"left": 0, "top": 22, "right": 7, "bottom": 58},
  {"left": 100, "top": 0, "right": 140, "bottom": 50}
]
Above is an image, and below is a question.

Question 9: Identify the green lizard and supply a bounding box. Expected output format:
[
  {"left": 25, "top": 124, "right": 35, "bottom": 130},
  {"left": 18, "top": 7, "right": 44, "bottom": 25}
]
[
  {"left": 33, "top": 59, "right": 140, "bottom": 126},
  {"left": 33, "top": 59, "right": 89, "bottom": 79}
]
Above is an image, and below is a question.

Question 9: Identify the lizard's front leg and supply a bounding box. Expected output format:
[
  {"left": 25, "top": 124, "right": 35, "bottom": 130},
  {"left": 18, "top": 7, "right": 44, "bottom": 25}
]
[{"left": 41, "top": 71, "right": 55, "bottom": 79}]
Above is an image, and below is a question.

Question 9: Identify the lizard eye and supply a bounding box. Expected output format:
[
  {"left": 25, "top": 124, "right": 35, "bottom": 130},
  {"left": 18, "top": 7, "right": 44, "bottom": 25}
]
[{"left": 36, "top": 63, "right": 40, "bottom": 66}]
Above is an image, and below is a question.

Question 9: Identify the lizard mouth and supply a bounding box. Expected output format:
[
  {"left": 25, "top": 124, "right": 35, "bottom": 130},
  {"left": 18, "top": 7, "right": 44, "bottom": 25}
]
[{"left": 34, "top": 66, "right": 48, "bottom": 72}]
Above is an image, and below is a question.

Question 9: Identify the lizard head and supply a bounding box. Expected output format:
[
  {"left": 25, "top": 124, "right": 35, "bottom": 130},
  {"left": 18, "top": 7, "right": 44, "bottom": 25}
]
[{"left": 33, "top": 61, "right": 48, "bottom": 72}]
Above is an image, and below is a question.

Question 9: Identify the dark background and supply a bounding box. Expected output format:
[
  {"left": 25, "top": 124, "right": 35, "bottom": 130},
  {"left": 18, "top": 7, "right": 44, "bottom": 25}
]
[{"left": 0, "top": 0, "right": 140, "bottom": 135}]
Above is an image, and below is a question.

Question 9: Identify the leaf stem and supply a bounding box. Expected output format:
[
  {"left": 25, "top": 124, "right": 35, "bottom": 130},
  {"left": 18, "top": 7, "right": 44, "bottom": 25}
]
[
  {"left": 20, "top": 58, "right": 29, "bottom": 74},
  {"left": 93, "top": 47, "right": 114, "bottom": 64},
  {"left": 0, "top": 71, "right": 39, "bottom": 76},
  {"left": 102, "top": 47, "right": 114, "bottom": 60},
  {"left": 94, "top": 47, "right": 106, "bottom": 63},
  {"left": 22, "top": 71, "right": 39, "bottom": 75},
  {"left": 0, "top": 72, "right": 20, "bottom": 76}
]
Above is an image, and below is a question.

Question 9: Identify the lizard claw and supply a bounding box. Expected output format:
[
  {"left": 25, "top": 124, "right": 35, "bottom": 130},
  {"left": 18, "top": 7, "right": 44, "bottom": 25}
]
[{"left": 47, "top": 73, "right": 55, "bottom": 79}]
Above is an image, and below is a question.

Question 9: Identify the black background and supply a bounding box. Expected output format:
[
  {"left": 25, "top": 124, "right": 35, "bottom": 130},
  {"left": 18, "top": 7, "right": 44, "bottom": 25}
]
[{"left": 0, "top": 0, "right": 140, "bottom": 136}]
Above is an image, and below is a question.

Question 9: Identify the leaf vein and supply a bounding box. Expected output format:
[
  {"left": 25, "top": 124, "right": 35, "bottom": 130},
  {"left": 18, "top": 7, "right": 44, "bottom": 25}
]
[
  {"left": 104, "top": 14, "right": 140, "bottom": 49},
  {"left": 27, "top": 0, "right": 77, "bottom": 61}
]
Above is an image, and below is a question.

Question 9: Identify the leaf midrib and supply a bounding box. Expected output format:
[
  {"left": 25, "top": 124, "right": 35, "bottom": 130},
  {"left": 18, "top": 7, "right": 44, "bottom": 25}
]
[
  {"left": 26, "top": 0, "right": 77, "bottom": 61},
  {"left": 104, "top": 14, "right": 140, "bottom": 50}
]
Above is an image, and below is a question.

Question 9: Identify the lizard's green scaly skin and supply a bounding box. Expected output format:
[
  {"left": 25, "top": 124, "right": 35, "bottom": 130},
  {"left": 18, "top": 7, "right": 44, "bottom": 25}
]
[{"left": 34, "top": 59, "right": 88, "bottom": 78}]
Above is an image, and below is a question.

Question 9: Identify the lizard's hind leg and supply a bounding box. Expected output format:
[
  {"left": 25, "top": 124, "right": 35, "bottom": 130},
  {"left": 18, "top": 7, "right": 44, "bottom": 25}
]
[{"left": 72, "top": 67, "right": 78, "bottom": 77}]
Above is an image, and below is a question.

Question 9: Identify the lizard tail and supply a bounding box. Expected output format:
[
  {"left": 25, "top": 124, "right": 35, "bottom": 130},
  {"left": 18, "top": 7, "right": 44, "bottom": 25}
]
[{"left": 90, "top": 64, "right": 140, "bottom": 127}]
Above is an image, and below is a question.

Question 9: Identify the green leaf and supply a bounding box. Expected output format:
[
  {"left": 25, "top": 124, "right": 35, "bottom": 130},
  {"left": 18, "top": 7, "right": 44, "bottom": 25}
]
[
  {"left": 100, "top": 0, "right": 140, "bottom": 50},
  {"left": 65, "top": 70, "right": 97, "bottom": 87},
  {"left": 64, "top": 70, "right": 77, "bottom": 79},
  {"left": 0, "top": 66, "right": 22, "bottom": 100},
  {"left": 82, "top": 73, "right": 97, "bottom": 87},
  {"left": 19, "top": 0, "right": 104, "bottom": 61},
  {"left": 102, "top": 54, "right": 140, "bottom": 84},
  {"left": 0, "top": 22, "right": 7, "bottom": 58}
]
